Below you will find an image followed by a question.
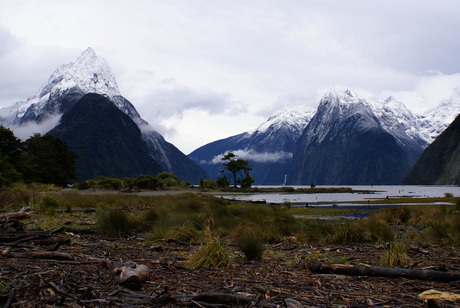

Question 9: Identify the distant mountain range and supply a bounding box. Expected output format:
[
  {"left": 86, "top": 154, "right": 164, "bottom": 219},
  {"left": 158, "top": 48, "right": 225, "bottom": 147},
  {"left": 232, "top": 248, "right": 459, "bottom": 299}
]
[
  {"left": 1, "top": 48, "right": 458, "bottom": 185},
  {"left": 0, "top": 48, "right": 207, "bottom": 183},
  {"left": 190, "top": 86, "right": 459, "bottom": 185}
]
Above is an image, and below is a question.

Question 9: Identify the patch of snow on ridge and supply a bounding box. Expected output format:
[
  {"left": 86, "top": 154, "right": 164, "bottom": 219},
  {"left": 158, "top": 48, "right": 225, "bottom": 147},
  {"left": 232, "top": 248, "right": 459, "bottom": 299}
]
[{"left": 253, "top": 105, "right": 316, "bottom": 135}]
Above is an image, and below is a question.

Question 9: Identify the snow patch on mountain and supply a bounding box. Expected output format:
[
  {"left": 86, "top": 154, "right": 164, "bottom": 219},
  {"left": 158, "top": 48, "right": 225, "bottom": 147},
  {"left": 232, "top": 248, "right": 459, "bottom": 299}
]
[
  {"left": 253, "top": 104, "right": 316, "bottom": 136},
  {"left": 418, "top": 87, "right": 460, "bottom": 143}
]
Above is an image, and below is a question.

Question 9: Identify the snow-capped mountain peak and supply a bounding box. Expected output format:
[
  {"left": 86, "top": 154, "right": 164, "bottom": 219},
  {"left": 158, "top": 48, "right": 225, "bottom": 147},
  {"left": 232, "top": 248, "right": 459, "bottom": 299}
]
[
  {"left": 41, "top": 47, "right": 120, "bottom": 98},
  {"left": 322, "top": 86, "right": 359, "bottom": 102},
  {"left": 308, "top": 86, "right": 427, "bottom": 148},
  {"left": 0, "top": 48, "right": 122, "bottom": 127}
]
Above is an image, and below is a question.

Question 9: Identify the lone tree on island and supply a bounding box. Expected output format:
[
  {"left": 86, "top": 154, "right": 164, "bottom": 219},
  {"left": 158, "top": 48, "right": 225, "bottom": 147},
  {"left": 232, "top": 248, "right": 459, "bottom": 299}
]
[{"left": 221, "top": 152, "right": 254, "bottom": 188}]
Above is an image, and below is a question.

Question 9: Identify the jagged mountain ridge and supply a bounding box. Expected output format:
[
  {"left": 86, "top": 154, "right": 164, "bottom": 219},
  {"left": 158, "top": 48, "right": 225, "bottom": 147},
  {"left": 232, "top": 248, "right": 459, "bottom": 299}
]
[
  {"left": 290, "top": 87, "right": 427, "bottom": 185},
  {"left": 404, "top": 114, "right": 460, "bottom": 185},
  {"left": 188, "top": 105, "right": 316, "bottom": 185},
  {"left": 0, "top": 48, "right": 208, "bottom": 183},
  {"left": 189, "top": 85, "right": 459, "bottom": 186}
]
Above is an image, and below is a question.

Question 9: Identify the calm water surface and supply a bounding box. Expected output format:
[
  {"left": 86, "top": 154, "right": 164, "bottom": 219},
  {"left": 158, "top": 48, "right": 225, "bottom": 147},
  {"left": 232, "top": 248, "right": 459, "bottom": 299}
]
[{"left": 219, "top": 185, "right": 460, "bottom": 207}]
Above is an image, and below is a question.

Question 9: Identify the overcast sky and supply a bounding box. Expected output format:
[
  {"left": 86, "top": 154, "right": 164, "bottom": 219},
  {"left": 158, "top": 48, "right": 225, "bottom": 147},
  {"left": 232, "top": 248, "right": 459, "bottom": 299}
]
[{"left": 1, "top": 0, "right": 460, "bottom": 153}]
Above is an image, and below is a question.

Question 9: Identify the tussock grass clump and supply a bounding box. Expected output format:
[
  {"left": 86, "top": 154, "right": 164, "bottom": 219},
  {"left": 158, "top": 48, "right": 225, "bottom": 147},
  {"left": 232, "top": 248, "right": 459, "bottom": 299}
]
[
  {"left": 231, "top": 222, "right": 265, "bottom": 261},
  {"left": 408, "top": 202, "right": 460, "bottom": 245},
  {"left": 165, "top": 221, "right": 204, "bottom": 243},
  {"left": 97, "top": 209, "right": 135, "bottom": 237},
  {"left": 379, "top": 242, "right": 412, "bottom": 267},
  {"left": 187, "top": 227, "right": 233, "bottom": 268},
  {"left": 375, "top": 207, "right": 411, "bottom": 224},
  {"left": 329, "top": 216, "right": 394, "bottom": 244},
  {"left": 0, "top": 183, "right": 45, "bottom": 210},
  {"left": 293, "top": 221, "right": 336, "bottom": 244}
]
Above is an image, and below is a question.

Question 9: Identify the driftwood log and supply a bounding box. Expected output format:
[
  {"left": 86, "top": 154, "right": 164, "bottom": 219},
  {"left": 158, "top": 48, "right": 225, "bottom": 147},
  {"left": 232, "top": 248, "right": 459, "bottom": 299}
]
[
  {"left": 0, "top": 212, "right": 32, "bottom": 222},
  {"left": 0, "top": 248, "right": 74, "bottom": 260},
  {"left": 308, "top": 262, "right": 460, "bottom": 282},
  {"left": 190, "top": 292, "right": 277, "bottom": 307}
]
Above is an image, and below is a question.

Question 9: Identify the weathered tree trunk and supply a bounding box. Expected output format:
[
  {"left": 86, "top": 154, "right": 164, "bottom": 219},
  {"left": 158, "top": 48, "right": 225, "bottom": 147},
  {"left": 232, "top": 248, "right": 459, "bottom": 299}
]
[{"left": 308, "top": 262, "right": 460, "bottom": 282}]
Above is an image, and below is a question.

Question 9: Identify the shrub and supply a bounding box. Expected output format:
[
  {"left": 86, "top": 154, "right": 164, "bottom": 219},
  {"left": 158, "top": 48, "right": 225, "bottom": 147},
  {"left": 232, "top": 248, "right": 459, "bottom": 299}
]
[
  {"left": 122, "top": 177, "right": 135, "bottom": 191},
  {"left": 40, "top": 195, "right": 60, "bottom": 215},
  {"left": 216, "top": 176, "right": 229, "bottom": 188},
  {"left": 240, "top": 175, "right": 255, "bottom": 189},
  {"left": 97, "top": 209, "right": 135, "bottom": 237},
  {"left": 134, "top": 174, "right": 158, "bottom": 190},
  {"left": 74, "top": 180, "right": 95, "bottom": 190},
  {"left": 156, "top": 172, "right": 182, "bottom": 188},
  {"left": 95, "top": 202, "right": 110, "bottom": 214},
  {"left": 232, "top": 222, "right": 265, "bottom": 261},
  {"left": 95, "top": 177, "right": 123, "bottom": 190},
  {"left": 40, "top": 195, "right": 60, "bottom": 208},
  {"left": 379, "top": 242, "right": 412, "bottom": 267},
  {"left": 75, "top": 181, "right": 89, "bottom": 190},
  {"left": 199, "top": 178, "right": 218, "bottom": 189}
]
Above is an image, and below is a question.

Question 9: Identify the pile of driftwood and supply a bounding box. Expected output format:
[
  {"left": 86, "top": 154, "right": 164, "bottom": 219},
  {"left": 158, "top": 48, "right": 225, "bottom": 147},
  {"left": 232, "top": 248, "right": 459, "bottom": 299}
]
[
  {"left": 0, "top": 212, "right": 287, "bottom": 307},
  {"left": 2, "top": 209, "right": 460, "bottom": 307},
  {"left": 0, "top": 212, "right": 152, "bottom": 306}
]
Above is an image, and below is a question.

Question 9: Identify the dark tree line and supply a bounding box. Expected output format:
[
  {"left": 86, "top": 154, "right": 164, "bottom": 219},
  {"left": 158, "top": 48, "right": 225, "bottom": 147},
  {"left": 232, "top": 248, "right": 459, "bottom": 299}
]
[{"left": 0, "top": 126, "right": 77, "bottom": 187}]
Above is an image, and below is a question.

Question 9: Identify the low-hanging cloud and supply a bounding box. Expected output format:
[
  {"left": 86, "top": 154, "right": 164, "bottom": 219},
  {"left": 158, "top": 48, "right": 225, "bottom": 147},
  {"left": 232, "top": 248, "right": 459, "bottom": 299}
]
[
  {"left": 10, "top": 114, "right": 62, "bottom": 140},
  {"left": 207, "top": 149, "right": 293, "bottom": 165}
]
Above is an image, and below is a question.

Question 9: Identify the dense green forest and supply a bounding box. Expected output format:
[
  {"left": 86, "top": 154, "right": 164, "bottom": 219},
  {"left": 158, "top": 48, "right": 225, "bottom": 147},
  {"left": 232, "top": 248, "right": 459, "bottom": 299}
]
[{"left": 0, "top": 126, "right": 77, "bottom": 187}]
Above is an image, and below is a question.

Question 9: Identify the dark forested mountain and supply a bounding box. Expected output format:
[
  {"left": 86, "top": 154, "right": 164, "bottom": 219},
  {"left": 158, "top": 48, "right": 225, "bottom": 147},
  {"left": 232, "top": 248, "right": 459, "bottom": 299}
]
[
  {"left": 188, "top": 105, "right": 316, "bottom": 185},
  {"left": 290, "top": 87, "right": 426, "bottom": 185},
  {"left": 0, "top": 48, "right": 208, "bottom": 183},
  {"left": 403, "top": 114, "right": 460, "bottom": 185},
  {"left": 48, "top": 93, "right": 162, "bottom": 181}
]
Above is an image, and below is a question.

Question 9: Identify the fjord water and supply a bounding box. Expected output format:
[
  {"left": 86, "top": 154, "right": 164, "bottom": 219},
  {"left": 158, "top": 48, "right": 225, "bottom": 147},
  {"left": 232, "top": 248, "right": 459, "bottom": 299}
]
[{"left": 220, "top": 185, "right": 460, "bottom": 206}]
